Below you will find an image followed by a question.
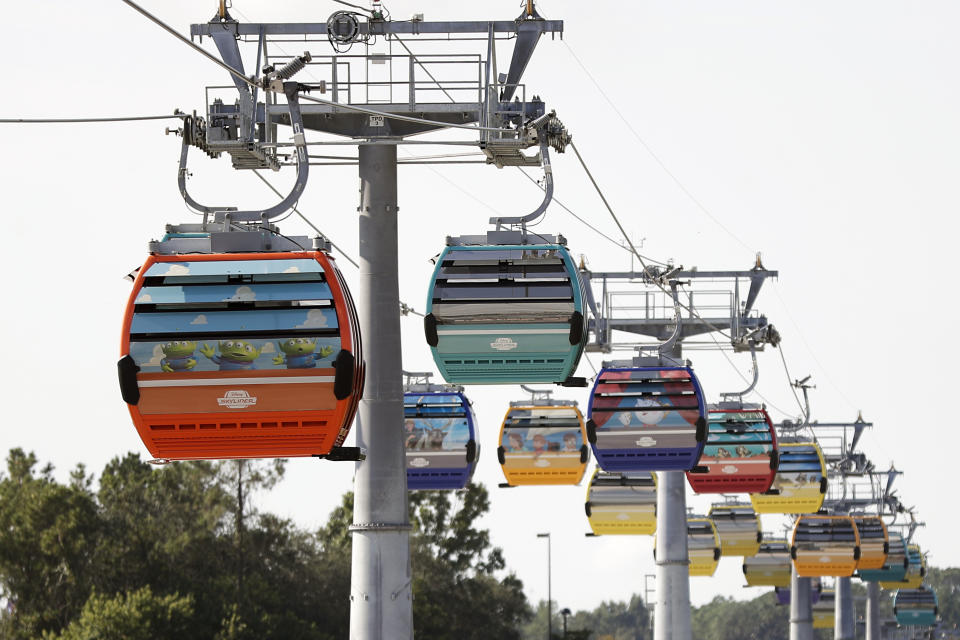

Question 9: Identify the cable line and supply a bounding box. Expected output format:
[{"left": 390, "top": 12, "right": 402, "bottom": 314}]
[
  {"left": 0, "top": 113, "right": 184, "bottom": 123},
  {"left": 515, "top": 167, "right": 669, "bottom": 265},
  {"left": 777, "top": 341, "right": 810, "bottom": 421},
  {"left": 562, "top": 40, "right": 755, "bottom": 255},
  {"left": 569, "top": 139, "right": 800, "bottom": 414},
  {"left": 569, "top": 140, "right": 737, "bottom": 344},
  {"left": 252, "top": 169, "right": 357, "bottom": 267},
  {"left": 558, "top": 41, "right": 851, "bottom": 435},
  {"left": 770, "top": 284, "right": 860, "bottom": 413},
  {"left": 252, "top": 169, "right": 426, "bottom": 317},
  {"left": 704, "top": 329, "right": 792, "bottom": 418}
]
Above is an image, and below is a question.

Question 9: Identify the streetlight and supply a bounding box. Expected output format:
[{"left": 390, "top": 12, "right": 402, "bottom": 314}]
[
  {"left": 537, "top": 532, "right": 552, "bottom": 640},
  {"left": 561, "top": 607, "right": 571, "bottom": 638}
]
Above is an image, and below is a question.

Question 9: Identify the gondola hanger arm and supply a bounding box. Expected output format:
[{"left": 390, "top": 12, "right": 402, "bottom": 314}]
[
  {"left": 720, "top": 344, "right": 759, "bottom": 401},
  {"left": 178, "top": 82, "right": 309, "bottom": 223},
  {"left": 490, "top": 137, "right": 553, "bottom": 231}
]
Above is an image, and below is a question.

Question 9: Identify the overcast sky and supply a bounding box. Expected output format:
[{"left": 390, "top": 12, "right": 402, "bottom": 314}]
[{"left": 2, "top": 0, "right": 958, "bottom": 614}]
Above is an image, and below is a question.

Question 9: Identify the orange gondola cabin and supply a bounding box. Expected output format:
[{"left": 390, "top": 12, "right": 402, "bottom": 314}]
[
  {"left": 791, "top": 515, "right": 861, "bottom": 578},
  {"left": 118, "top": 251, "right": 363, "bottom": 461}
]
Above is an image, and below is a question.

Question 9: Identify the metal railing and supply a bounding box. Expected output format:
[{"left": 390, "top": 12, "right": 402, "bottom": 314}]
[
  {"left": 604, "top": 289, "right": 735, "bottom": 323},
  {"left": 266, "top": 51, "right": 485, "bottom": 107}
]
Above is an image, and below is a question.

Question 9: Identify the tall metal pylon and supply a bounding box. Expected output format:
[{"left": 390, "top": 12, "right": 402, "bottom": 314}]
[
  {"left": 581, "top": 262, "right": 778, "bottom": 639},
  {"left": 350, "top": 143, "right": 412, "bottom": 637},
  {"left": 834, "top": 576, "right": 855, "bottom": 639},
  {"left": 789, "top": 565, "right": 814, "bottom": 640},
  {"left": 779, "top": 380, "right": 884, "bottom": 640},
  {"left": 865, "top": 581, "right": 881, "bottom": 640},
  {"left": 184, "top": 5, "right": 564, "bottom": 637}
]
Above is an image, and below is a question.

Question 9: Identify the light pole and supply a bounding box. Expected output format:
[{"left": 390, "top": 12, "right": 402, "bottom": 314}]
[
  {"left": 537, "top": 532, "right": 552, "bottom": 640},
  {"left": 561, "top": 608, "right": 571, "bottom": 637}
]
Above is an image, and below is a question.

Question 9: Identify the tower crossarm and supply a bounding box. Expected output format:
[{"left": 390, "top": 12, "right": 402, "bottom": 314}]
[{"left": 580, "top": 265, "right": 779, "bottom": 352}]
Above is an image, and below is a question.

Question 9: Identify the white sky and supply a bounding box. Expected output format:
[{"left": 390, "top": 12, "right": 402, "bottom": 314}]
[{"left": 2, "top": 0, "right": 958, "bottom": 615}]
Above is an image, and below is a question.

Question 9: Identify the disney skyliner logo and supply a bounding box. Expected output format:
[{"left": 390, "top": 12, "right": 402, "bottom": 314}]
[
  {"left": 490, "top": 337, "right": 518, "bottom": 351},
  {"left": 218, "top": 390, "right": 258, "bottom": 408}
]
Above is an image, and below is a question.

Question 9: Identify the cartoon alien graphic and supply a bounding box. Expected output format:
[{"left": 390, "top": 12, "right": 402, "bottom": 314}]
[
  {"left": 160, "top": 340, "right": 198, "bottom": 372},
  {"left": 272, "top": 338, "right": 335, "bottom": 369},
  {"left": 200, "top": 340, "right": 261, "bottom": 370}
]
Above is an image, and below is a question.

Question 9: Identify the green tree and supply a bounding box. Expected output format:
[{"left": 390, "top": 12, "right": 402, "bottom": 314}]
[
  {"left": 0, "top": 450, "right": 530, "bottom": 639},
  {"left": 690, "top": 592, "right": 791, "bottom": 640},
  {"left": 522, "top": 596, "right": 647, "bottom": 640},
  {"left": 218, "top": 460, "right": 285, "bottom": 609},
  {"left": 0, "top": 449, "right": 100, "bottom": 639},
  {"left": 409, "top": 483, "right": 505, "bottom": 576},
  {"left": 919, "top": 566, "right": 960, "bottom": 630},
  {"left": 94, "top": 454, "right": 234, "bottom": 638},
  {"left": 44, "top": 586, "right": 193, "bottom": 640},
  {"left": 223, "top": 512, "right": 342, "bottom": 640}
]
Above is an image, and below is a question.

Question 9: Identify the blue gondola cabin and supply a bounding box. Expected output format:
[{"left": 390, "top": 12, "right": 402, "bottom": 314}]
[
  {"left": 404, "top": 389, "right": 478, "bottom": 490},
  {"left": 587, "top": 366, "right": 707, "bottom": 472}
]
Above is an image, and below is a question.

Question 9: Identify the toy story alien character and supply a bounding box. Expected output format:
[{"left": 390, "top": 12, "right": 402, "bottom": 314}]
[
  {"left": 272, "top": 338, "right": 334, "bottom": 369},
  {"left": 160, "top": 340, "right": 198, "bottom": 372},
  {"left": 200, "top": 340, "right": 261, "bottom": 370}
]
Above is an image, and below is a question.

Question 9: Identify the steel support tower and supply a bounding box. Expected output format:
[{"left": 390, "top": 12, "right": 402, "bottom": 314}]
[
  {"left": 866, "top": 581, "right": 881, "bottom": 640},
  {"left": 835, "top": 576, "right": 855, "bottom": 639},
  {"left": 581, "top": 263, "right": 778, "bottom": 640},
  {"left": 654, "top": 469, "right": 691, "bottom": 640},
  {"left": 783, "top": 397, "right": 890, "bottom": 640},
  {"left": 789, "top": 565, "right": 814, "bottom": 640},
  {"left": 183, "top": 6, "right": 563, "bottom": 637},
  {"left": 350, "top": 144, "right": 411, "bottom": 637}
]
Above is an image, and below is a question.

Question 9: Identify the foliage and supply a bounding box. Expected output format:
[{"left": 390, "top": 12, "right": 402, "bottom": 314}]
[
  {"left": 921, "top": 567, "right": 960, "bottom": 630},
  {"left": 44, "top": 586, "right": 193, "bottom": 640},
  {"left": 409, "top": 485, "right": 505, "bottom": 576},
  {"left": 690, "top": 592, "right": 790, "bottom": 640},
  {"left": 0, "top": 450, "right": 528, "bottom": 639},
  {"left": 522, "top": 596, "right": 648, "bottom": 640},
  {"left": 13, "top": 445, "right": 954, "bottom": 640},
  {"left": 0, "top": 449, "right": 100, "bottom": 638},
  {"left": 93, "top": 453, "right": 234, "bottom": 638},
  {"left": 408, "top": 485, "right": 531, "bottom": 638}
]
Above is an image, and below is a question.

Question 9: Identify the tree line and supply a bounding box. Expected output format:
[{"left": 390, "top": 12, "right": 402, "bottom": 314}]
[
  {"left": 0, "top": 448, "right": 955, "bottom": 639},
  {"left": 0, "top": 449, "right": 526, "bottom": 639}
]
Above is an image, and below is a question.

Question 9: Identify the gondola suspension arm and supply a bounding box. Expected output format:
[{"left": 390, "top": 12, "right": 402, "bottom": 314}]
[
  {"left": 657, "top": 281, "right": 684, "bottom": 359},
  {"left": 177, "top": 81, "right": 309, "bottom": 223},
  {"left": 490, "top": 136, "right": 553, "bottom": 231},
  {"left": 720, "top": 344, "right": 759, "bottom": 401},
  {"left": 488, "top": 111, "right": 571, "bottom": 232}
]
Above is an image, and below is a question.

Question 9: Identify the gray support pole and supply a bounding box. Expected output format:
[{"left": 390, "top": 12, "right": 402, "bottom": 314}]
[
  {"left": 349, "top": 143, "right": 413, "bottom": 640},
  {"left": 866, "top": 581, "right": 880, "bottom": 640},
  {"left": 547, "top": 535, "right": 552, "bottom": 640},
  {"left": 790, "top": 565, "right": 814, "bottom": 640},
  {"left": 835, "top": 577, "right": 855, "bottom": 640},
  {"left": 653, "top": 471, "right": 691, "bottom": 640}
]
